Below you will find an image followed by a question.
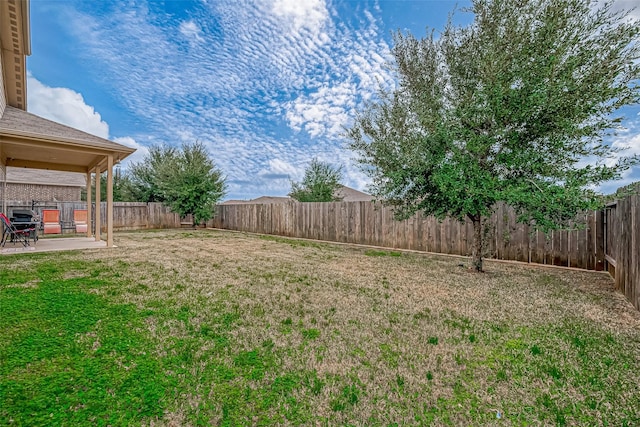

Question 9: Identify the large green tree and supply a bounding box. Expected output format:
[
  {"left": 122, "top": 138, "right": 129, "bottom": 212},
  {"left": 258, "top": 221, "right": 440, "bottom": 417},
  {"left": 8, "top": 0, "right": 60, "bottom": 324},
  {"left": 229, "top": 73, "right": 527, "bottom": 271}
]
[
  {"left": 289, "top": 158, "right": 344, "bottom": 202},
  {"left": 156, "top": 142, "right": 227, "bottom": 226},
  {"left": 347, "top": 0, "right": 640, "bottom": 271},
  {"left": 126, "top": 142, "right": 226, "bottom": 225}
]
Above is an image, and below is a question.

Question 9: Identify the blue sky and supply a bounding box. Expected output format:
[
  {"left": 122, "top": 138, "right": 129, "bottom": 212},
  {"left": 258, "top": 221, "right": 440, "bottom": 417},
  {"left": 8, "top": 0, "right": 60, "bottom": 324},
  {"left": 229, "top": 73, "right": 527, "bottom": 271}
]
[{"left": 27, "top": 0, "right": 640, "bottom": 200}]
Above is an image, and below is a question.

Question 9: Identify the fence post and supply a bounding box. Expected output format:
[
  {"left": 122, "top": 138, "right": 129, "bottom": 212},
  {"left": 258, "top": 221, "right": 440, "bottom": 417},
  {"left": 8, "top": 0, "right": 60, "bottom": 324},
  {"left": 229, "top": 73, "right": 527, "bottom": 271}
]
[{"left": 594, "top": 210, "right": 605, "bottom": 271}]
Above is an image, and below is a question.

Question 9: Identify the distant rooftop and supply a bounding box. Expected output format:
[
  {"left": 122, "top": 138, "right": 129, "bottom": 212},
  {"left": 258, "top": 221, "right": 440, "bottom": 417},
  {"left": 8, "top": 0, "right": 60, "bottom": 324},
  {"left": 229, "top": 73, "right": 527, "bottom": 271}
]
[
  {"left": 335, "top": 185, "right": 373, "bottom": 202},
  {"left": 221, "top": 196, "right": 292, "bottom": 205},
  {"left": 221, "top": 186, "right": 373, "bottom": 205}
]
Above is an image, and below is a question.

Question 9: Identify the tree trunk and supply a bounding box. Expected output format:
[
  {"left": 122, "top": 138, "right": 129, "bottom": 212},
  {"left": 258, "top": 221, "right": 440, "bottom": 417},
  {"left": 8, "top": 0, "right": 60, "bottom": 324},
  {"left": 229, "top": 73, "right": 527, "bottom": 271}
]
[{"left": 470, "top": 214, "right": 483, "bottom": 272}]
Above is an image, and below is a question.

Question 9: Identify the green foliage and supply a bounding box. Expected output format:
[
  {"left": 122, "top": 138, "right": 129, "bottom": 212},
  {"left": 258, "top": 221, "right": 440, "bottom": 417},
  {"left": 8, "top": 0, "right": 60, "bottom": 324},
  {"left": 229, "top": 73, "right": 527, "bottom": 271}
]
[
  {"left": 81, "top": 167, "right": 137, "bottom": 202},
  {"left": 609, "top": 180, "right": 640, "bottom": 200},
  {"left": 347, "top": 0, "right": 640, "bottom": 269},
  {"left": 156, "top": 142, "right": 227, "bottom": 225},
  {"left": 126, "top": 142, "right": 227, "bottom": 224},
  {"left": 289, "top": 158, "right": 344, "bottom": 202},
  {"left": 127, "top": 144, "right": 179, "bottom": 203}
]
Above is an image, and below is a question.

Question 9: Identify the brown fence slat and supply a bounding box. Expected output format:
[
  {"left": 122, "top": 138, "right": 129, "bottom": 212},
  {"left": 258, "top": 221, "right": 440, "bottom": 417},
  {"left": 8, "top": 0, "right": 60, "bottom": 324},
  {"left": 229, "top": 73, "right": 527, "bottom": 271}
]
[
  {"left": 211, "top": 200, "right": 621, "bottom": 272},
  {"left": 632, "top": 196, "right": 638, "bottom": 310}
]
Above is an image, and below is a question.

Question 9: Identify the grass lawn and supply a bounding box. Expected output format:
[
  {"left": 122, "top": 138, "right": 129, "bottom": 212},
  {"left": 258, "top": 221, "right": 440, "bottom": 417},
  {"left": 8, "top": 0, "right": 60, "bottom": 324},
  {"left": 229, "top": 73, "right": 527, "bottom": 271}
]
[{"left": 1, "top": 229, "right": 639, "bottom": 426}]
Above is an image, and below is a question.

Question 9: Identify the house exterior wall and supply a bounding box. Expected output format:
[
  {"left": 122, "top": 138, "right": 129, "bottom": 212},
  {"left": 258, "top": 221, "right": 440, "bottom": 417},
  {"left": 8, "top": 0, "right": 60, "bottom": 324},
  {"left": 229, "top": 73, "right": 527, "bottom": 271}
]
[
  {"left": 0, "top": 183, "right": 81, "bottom": 202},
  {"left": 0, "top": 168, "right": 85, "bottom": 202}
]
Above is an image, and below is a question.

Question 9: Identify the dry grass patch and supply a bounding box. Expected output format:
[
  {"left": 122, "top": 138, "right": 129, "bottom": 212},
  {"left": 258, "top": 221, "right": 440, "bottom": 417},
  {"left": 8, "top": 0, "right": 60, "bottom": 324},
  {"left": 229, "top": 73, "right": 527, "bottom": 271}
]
[{"left": 2, "top": 229, "right": 639, "bottom": 426}]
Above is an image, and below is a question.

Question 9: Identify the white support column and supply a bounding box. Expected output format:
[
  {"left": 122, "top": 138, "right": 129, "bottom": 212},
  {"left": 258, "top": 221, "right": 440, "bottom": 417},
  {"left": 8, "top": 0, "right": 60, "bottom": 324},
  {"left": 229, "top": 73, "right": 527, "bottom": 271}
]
[
  {"left": 0, "top": 146, "right": 5, "bottom": 214},
  {"left": 1, "top": 160, "right": 6, "bottom": 215},
  {"left": 1, "top": 176, "right": 5, "bottom": 215},
  {"left": 94, "top": 165, "right": 101, "bottom": 242},
  {"left": 86, "top": 170, "right": 93, "bottom": 237},
  {"left": 107, "top": 154, "right": 114, "bottom": 247}
]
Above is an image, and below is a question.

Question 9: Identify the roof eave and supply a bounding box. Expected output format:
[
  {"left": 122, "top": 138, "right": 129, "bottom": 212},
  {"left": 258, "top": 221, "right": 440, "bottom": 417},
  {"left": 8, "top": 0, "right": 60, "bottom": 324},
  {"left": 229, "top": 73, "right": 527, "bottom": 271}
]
[
  {"left": 0, "top": 128, "right": 136, "bottom": 157},
  {"left": 1, "top": 0, "right": 31, "bottom": 110},
  {"left": 20, "top": 0, "right": 31, "bottom": 56}
]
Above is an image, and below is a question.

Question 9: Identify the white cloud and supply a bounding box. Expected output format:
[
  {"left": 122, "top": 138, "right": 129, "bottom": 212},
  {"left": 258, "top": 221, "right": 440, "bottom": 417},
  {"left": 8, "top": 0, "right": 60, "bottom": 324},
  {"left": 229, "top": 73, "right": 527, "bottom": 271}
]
[
  {"left": 179, "top": 20, "right": 204, "bottom": 43},
  {"left": 612, "top": 132, "right": 640, "bottom": 157},
  {"left": 286, "top": 91, "right": 353, "bottom": 139},
  {"left": 45, "top": 0, "right": 640, "bottom": 200},
  {"left": 282, "top": 18, "right": 394, "bottom": 140},
  {"left": 610, "top": 0, "right": 640, "bottom": 21},
  {"left": 593, "top": 0, "right": 640, "bottom": 24},
  {"left": 271, "top": 0, "right": 328, "bottom": 33},
  {"left": 27, "top": 74, "right": 110, "bottom": 138},
  {"left": 54, "top": 0, "right": 395, "bottom": 199},
  {"left": 114, "top": 136, "right": 148, "bottom": 168},
  {"left": 27, "top": 74, "right": 143, "bottom": 169},
  {"left": 261, "top": 158, "right": 300, "bottom": 178},
  {"left": 578, "top": 124, "right": 640, "bottom": 193}
]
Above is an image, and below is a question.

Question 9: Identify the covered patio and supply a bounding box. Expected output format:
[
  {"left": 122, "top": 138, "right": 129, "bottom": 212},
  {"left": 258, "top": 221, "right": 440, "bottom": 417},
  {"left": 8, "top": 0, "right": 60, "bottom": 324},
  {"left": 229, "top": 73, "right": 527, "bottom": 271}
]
[
  {"left": 0, "top": 0, "right": 135, "bottom": 253},
  {"left": 0, "top": 236, "right": 107, "bottom": 255},
  {"left": 0, "top": 106, "right": 136, "bottom": 250}
]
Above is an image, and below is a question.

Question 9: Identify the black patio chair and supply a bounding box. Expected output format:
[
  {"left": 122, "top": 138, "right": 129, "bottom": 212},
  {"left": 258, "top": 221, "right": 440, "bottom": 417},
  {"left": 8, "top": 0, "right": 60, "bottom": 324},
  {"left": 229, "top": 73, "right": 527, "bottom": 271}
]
[{"left": 0, "top": 212, "right": 34, "bottom": 247}]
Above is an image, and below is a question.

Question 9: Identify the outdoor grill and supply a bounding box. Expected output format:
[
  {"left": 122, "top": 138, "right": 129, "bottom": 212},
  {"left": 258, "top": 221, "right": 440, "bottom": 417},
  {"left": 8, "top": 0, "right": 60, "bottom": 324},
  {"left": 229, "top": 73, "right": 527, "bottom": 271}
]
[
  {"left": 10, "top": 209, "right": 37, "bottom": 222},
  {"left": 10, "top": 209, "right": 39, "bottom": 231}
]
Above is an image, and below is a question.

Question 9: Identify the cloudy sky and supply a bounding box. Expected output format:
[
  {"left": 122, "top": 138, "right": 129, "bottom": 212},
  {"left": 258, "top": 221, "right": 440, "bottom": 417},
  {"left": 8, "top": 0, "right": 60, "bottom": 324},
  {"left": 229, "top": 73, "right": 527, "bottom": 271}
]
[{"left": 27, "top": 0, "right": 640, "bottom": 200}]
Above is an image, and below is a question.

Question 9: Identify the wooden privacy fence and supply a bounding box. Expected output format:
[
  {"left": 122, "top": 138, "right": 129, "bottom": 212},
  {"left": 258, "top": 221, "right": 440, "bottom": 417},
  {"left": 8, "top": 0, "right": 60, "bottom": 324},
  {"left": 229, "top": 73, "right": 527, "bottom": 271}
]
[
  {"left": 5, "top": 197, "right": 638, "bottom": 311},
  {"left": 212, "top": 201, "right": 604, "bottom": 270},
  {"left": 604, "top": 196, "right": 640, "bottom": 311},
  {"left": 212, "top": 199, "right": 638, "bottom": 311},
  {"left": 6, "top": 201, "right": 187, "bottom": 230}
]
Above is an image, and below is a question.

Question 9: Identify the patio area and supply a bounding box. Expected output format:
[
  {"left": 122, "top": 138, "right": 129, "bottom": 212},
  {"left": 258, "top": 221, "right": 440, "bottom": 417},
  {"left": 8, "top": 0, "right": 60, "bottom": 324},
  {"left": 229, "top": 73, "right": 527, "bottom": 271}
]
[{"left": 0, "top": 237, "right": 108, "bottom": 255}]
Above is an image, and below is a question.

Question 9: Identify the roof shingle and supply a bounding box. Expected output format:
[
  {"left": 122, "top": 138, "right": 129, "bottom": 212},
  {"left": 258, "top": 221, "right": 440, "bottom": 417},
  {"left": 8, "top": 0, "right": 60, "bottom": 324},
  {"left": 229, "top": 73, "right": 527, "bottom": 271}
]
[{"left": 0, "top": 106, "right": 135, "bottom": 153}]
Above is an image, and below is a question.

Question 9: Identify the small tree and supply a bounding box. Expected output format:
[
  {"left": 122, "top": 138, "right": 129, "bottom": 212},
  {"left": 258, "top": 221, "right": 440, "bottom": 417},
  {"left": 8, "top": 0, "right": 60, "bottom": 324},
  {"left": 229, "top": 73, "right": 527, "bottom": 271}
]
[
  {"left": 289, "top": 158, "right": 344, "bottom": 202},
  {"left": 157, "top": 142, "right": 227, "bottom": 226},
  {"left": 347, "top": 0, "right": 640, "bottom": 271}
]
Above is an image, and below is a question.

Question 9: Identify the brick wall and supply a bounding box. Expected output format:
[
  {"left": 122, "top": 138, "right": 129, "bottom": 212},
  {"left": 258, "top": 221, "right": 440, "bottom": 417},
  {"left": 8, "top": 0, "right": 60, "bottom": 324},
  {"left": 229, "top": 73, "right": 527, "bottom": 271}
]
[{"left": 1, "top": 183, "right": 81, "bottom": 202}]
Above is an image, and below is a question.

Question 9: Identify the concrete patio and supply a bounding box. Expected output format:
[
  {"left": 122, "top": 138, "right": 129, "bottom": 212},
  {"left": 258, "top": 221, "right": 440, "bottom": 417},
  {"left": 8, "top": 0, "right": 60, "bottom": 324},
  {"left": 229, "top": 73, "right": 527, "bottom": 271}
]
[{"left": 1, "top": 237, "right": 108, "bottom": 255}]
